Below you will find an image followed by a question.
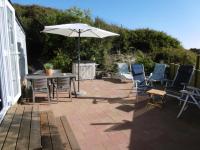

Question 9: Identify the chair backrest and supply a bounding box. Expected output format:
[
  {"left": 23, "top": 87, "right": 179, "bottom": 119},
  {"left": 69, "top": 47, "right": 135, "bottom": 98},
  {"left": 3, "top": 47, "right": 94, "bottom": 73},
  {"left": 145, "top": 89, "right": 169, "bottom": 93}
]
[
  {"left": 33, "top": 78, "right": 48, "bottom": 89},
  {"left": 150, "top": 63, "right": 167, "bottom": 80},
  {"left": 173, "top": 64, "right": 194, "bottom": 88},
  {"left": 53, "top": 69, "right": 62, "bottom": 74},
  {"left": 57, "top": 77, "right": 71, "bottom": 89},
  {"left": 131, "top": 64, "right": 146, "bottom": 86},
  {"left": 117, "top": 63, "right": 129, "bottom": 75},
  {"left": 117, "top": 63, "right": 130, "bottom": 75},
  {"left": 33, "top": 70, "right": 44, "bottom": 75}
]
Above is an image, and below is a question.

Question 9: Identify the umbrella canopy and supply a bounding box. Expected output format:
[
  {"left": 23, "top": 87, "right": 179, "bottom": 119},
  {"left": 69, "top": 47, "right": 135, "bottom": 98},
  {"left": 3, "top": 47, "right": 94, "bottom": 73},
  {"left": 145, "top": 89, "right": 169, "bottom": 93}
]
[
  {"left": 42, "top": 23, "right": 119, "bottom": 38},
  {"left": 41, "top": 23, "right": 119, "bottom": 95}
]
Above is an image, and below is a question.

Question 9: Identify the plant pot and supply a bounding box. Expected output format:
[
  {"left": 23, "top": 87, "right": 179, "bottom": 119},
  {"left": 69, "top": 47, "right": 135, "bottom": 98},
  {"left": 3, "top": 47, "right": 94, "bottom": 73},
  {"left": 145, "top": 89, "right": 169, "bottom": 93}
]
[{"left": 45, "top": 69, "right": 53, "bottom": 76}]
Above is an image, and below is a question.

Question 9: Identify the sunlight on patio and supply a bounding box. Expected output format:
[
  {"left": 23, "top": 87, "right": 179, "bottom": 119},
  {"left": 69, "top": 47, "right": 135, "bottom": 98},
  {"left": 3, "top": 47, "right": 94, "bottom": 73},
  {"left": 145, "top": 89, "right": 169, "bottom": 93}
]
[{"left": 37, "top": 79, "right": 200, "bottom": 150}]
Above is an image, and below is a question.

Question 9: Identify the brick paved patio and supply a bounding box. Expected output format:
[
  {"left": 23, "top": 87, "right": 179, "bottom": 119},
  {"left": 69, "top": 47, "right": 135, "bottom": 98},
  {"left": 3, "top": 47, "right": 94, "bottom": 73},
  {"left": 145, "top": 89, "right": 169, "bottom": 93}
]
[{"left": 36, "top": 79, "right": 200, "bottom": 150}]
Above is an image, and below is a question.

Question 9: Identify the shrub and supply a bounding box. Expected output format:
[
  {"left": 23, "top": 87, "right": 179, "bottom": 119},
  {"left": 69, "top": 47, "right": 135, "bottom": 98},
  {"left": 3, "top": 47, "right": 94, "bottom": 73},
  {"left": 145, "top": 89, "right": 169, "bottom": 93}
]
[
  {"left": 50, "top": 50, "right": 72, "bottom": 72},
  {"left": 152, "top": 48, "right": 196, "bottom": 65},
  {"left": 43, "top": 63, "right": 53, "bottom": 69},
  {"left": 134, "top": 50, "right": 154, "bottom": 74}
]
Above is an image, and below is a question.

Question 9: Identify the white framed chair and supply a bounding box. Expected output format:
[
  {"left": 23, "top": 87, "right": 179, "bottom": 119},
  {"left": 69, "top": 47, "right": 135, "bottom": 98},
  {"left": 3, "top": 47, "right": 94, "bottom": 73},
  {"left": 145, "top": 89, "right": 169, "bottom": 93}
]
[
  {"left": 177, "top": 86, "right": 200, "bottom": 118},
  {"left": 115, "top": 63, "right": 133, "bottom": 81},
  {"left": 148, "top": 63, "right": 167, "bottom": 86}
]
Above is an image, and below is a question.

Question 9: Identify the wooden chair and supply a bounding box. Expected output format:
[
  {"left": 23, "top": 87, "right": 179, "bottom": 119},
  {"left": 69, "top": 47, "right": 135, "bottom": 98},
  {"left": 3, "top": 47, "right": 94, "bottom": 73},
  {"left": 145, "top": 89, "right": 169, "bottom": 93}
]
[
  {"left": 53, "top": 69, "right": 62, "bottom": 74},
  {"left": 55, "top": 77, "right": 72, "bottom": 101},
  {"left": 51, "top": 69, "right": 62, "bottom": 99},
  {"left": 32, "top": 78, "right": 51, "bottom": 103},
  {"left": 33, "top": 70, "right": 44, "bottom": 74}
]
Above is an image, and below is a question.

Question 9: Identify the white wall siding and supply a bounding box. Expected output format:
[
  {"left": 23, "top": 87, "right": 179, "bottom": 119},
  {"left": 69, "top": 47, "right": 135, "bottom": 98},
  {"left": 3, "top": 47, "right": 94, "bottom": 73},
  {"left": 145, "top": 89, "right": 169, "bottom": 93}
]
[
  {"left": 0, "top": 0, "right": 27, "bottom": 122},
  {"left": 0, "top": 0, "right": 11, "bottom": 122}
]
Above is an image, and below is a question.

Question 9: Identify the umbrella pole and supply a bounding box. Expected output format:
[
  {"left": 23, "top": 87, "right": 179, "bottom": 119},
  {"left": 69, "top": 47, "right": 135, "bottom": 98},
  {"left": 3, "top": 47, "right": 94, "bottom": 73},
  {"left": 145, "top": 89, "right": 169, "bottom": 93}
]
[{"left": 78, "top": 30, "right": 80, "bottom": 92}]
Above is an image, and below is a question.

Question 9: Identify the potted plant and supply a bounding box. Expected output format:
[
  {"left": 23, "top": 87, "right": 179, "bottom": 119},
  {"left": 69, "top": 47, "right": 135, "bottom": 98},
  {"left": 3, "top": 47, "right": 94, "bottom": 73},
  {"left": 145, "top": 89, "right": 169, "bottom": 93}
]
[{"left": 44, "top": 63, "right": 53, "bottom": 76}]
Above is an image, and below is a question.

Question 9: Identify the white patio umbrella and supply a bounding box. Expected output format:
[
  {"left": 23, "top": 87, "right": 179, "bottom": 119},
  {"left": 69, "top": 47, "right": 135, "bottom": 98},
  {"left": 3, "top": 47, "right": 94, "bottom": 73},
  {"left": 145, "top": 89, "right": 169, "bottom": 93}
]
[{"left": 41, "top": 23, "right": 119, "bottom": 95}]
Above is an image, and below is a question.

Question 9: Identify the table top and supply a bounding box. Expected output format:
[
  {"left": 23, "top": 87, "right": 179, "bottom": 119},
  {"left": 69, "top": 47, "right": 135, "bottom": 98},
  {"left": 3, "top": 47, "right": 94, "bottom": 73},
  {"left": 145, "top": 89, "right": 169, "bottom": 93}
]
[
  {"left": 147, "top": 89, "right": 166, "bottom": 96},
  {"left": 25, "top": 73, "right": 76, "bottom": 80}
]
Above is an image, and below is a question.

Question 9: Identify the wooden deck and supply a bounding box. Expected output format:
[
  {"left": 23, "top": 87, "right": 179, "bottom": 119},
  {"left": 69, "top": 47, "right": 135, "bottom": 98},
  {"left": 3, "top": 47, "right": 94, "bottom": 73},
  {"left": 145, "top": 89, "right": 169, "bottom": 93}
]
[
  {"left": 0, "top": 105, "right": 41, "bottom": 150},
  {"left": 0, "top": 105, "right": 80, "bottom": 150},
  {"left": 41, "top": 111, "right": 80, "bottom": 150}
]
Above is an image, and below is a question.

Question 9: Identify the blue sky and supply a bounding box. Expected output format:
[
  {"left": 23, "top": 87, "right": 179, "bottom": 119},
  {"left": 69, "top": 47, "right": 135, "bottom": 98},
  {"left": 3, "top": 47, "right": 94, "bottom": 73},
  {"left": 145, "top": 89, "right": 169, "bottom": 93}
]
[{"left": 12, "top": 0, "right": 200, "bottom": 49}]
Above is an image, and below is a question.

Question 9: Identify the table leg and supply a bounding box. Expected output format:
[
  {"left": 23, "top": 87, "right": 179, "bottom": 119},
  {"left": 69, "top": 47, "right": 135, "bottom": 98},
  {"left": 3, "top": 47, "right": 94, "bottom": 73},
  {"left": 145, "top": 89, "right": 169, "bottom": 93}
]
[
  {"left": 53, "top": 84, "right": 55, "bottom": 99},
  {"left": 72, "top": 77, "right": 77, "bottom": 97},
  {"left": 48, "top": 84, "right": 51, "bottom": 100},
  {"left": 147, "top": 94, "right": 164, "bottom": 109}
]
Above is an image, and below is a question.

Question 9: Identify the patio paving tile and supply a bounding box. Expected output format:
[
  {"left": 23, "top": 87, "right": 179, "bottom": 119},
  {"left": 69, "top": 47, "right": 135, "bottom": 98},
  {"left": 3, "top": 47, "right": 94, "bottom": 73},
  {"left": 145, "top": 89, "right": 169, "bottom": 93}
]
[{"left": 33, "top": 79, "right": 200, "bottom": 150}]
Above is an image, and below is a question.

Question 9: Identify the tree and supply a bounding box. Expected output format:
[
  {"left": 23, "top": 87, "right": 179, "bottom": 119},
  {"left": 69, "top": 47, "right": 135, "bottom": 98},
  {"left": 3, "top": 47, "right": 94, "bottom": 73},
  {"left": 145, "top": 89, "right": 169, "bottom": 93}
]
[{"left": 14, "top": 3, "right": 193, "bottom": 73}]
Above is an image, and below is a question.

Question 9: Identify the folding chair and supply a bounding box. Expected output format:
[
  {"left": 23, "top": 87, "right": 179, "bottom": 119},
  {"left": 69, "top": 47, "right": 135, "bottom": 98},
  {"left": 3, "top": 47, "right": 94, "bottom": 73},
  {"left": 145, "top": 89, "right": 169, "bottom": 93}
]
[
  {"left": 165, "top": 64, "right": 194, "bottom": 99},
  {"left": 131, "top": 64, "right": 149, "bottom": 91},
  {"left": 177, "top": 86, "right": 200, "bottom": 118},
  {"left": 148, "top": 63, "right": 167, "bottom": 86},
  {"left": 115, "top": 63, "right": 133, "bottom": 81}
]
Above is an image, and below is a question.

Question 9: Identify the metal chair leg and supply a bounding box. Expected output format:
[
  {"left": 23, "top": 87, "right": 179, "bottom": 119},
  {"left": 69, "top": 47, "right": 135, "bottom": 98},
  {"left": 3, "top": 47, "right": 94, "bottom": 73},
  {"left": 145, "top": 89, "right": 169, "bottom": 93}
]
[
  {"left": 72, "top": 78, "right": 77, "bottom": 97},
  {"left": 69, "top": 89, "right": 72, "bottom": 101},
  {"left": 53, "top": 85, "right": 55, "bottom": 99},
  {"left": 191, "top": 95, "right": 200, "bottom": 109},
  {"left": 177, "top": 95, "right": 189, "bottom": 118}
]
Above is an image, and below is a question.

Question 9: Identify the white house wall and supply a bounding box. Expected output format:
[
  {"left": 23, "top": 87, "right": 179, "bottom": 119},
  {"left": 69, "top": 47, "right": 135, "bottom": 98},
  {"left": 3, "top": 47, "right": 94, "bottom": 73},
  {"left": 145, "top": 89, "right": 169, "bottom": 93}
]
[
  {"left": 0, "top": 0, "right": 27, "bottom": 122},
  {"left": 0, "top": 0, "right": 11, "bottom": 122},
  {"left": 6, "top": 0, "right": 21, "bottom": 104}
]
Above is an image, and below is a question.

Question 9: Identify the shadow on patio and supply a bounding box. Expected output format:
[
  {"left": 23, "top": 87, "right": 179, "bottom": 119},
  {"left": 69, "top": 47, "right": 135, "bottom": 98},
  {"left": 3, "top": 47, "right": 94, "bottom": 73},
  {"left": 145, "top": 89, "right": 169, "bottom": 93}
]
[
  {"left": 90, "top": 98, "right": 200, "bottom": 150},
  {"left": 37, "top": 80, "right": 200, "bottom": 150}
]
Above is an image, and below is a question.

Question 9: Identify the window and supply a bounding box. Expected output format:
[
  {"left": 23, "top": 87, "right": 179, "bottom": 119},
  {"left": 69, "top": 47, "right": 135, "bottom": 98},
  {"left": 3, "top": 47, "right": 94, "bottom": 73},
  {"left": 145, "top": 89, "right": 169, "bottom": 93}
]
[{"left": 6, "top": 5, "right": 20, "bottom": 100}]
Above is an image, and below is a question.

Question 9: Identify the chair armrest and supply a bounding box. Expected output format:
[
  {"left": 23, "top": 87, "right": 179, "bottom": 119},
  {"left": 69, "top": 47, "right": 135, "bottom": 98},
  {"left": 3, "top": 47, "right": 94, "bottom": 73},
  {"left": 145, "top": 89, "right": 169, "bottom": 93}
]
[
  {"left": 180, "top": 82, "right": 189, "bottom": 86},
  {"left": 185, "top": 86, "right": 200, "bottom": 94},
  {"left": 135, "top": 80, "right": 141, "bottom": 83},
  {"left": 133, "top": 80, "right": 141, "bottom": 88},
  {"left": 121, "top": 73, "right": 133, "bottom": 80},
  {"left": 163, "top": 79, "right": 173, "bottom": 82},
  {"left": 180, "top": 90, "right": 200, "bottom": 96},
  {"left": 147, "top": 73, "right": 152, "bottom": 79},
  {"left": 120, "top": 72, "right": 131, "bottom": 75},
  {"left": 180, "top": 90, "right": 192, "bottom": 94},
  {"left": 186, "top": 86, "right": 199, "bottom": 91},
  {"left": 164, "top": 79, "right": 173, "bottom": 87}
]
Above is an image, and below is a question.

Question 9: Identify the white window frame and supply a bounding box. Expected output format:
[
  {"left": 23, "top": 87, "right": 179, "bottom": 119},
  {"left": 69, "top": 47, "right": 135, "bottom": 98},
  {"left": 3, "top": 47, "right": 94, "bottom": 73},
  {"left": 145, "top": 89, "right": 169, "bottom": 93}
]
[{"left": 5, "top": 0, "right": 21, "bottom": 104}]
